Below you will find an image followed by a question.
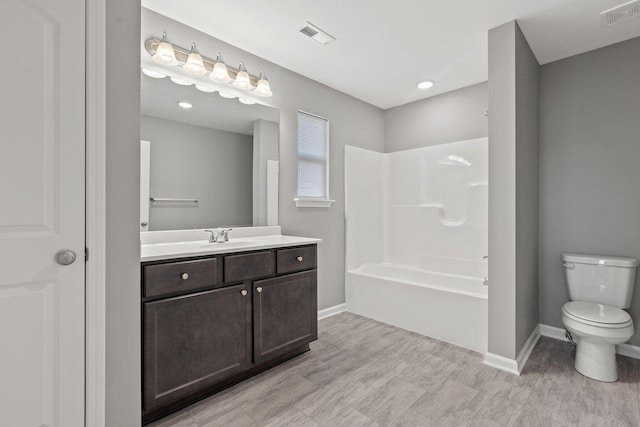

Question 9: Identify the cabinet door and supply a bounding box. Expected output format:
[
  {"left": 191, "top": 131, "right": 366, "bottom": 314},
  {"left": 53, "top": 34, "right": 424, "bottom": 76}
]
[
  {"left": 253, "top": 270, "right": 318, "bottom": 364},
  {"left": 143, "top": 285, "right": 250, "bottom": 411}
]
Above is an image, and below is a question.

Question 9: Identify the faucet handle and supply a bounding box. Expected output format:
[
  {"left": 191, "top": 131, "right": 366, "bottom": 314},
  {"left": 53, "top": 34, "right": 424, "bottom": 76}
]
[
  {"left": 220, "top": 228, "right": 233, "bottom": 241},
  {"left": 204, "top": 229, "right": 217, "bottom": 243}
]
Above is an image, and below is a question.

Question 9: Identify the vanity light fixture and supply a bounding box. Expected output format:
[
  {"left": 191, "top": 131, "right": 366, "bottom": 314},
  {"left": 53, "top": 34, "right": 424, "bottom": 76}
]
[
  {"left": 232, "top": 63, "right": 252, "bottom": 90},
  {"left": 177, "top": 101, "right": 193, "bottom": 109},
  {"left": 183, "top": 43, "right": 207, "bottom": 75},
  {"left": 254, "top": 72, "right": 273, "bottom": 97},
  {"left": 141, "top": 68, "right": 167, "bottom": 79},
  {"left": 170, "top": 76, "right": 192, "bottom": 86},
  {"left": 145, "top": 34, "right": 274, "bottom": 97},
  {"left": 417, "top": 80, "right": 435, "bottom": 89},
  {"left": 152, "top": 32, "right": 178, "bottom": 66},
  {"left": 211, "top": 53, "right": 231, "bottom": 82},
  {"left": 195, "top": 84, "right": 217, "bottom": 93},
  {"left": 218, "top": 92, "right": 237, "bottom": 99},
  {"left": 238, "top": 98, "right": 256, "bottom": 105}
]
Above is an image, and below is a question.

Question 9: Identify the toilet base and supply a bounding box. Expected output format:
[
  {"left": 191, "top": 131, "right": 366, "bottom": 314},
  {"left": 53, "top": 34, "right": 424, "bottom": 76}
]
[{"left": 574, "top": 340, "right": 617, "bottom": 382}]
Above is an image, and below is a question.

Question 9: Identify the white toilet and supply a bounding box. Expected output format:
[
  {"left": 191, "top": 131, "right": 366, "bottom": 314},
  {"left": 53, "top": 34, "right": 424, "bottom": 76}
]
[{"left": 561, "top": 253, "right": 638, "bottom": 382}]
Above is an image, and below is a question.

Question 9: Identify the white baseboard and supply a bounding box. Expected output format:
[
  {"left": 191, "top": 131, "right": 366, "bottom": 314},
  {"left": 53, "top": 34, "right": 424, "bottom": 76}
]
[
  {"left": 318, "top": 303, "right": 348, "bottom": 320},
  {"left": 539, "top": 324, "right": 569, "bottom": 341},
  {"left": 618, "top": 343, "right": 640, "bottom": 359},
  {"left": 483, "top": 352, "right": 519, "bottom": 375},
  {"left": 539, "top": 323, "right": 640, "bottom": 360},
  {"left": 483, "top": 325, "right": 541, "bottom": 375},
  {"left": 516, "top": 324, "right": 541, "bottom": 372}
]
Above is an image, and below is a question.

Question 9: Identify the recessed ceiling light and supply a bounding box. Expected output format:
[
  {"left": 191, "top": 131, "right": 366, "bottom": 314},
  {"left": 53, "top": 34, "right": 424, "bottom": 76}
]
[
  {"left": 195, "top": 84, "right": 216, "bottom": 93},
  {"left": 170, "top": 76, "right": 192, "bottom": 86},
  {"left": 417, "top": 80, "right": 434, "bottom": 89},
  {"left": 218, "top": 92, "right": 236, "bottom": 99},
  {"left": 178, "top": 101, "right": 193, "bottom": 109},
  {"left": 238, "top": 98, "right": 256, "bottom": 105},
  {"left": 141, "top": 68, "right": 167, "bottom": 79}
]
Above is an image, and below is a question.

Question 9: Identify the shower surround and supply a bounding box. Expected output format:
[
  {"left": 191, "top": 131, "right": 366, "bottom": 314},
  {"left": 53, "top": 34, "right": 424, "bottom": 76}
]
[{"left": 345, "top": 138, "right": 488, "bottom": 353}]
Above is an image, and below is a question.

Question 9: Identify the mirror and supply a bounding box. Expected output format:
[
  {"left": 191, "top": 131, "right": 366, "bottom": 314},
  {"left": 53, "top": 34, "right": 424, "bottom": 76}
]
[{"left": 140, "top": 71, "right": 279, "bottom": 231}]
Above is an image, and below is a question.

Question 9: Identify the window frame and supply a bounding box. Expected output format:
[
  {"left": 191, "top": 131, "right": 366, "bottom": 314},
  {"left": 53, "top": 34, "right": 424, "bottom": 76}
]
[{"left": 294, "top": 110, "right": 335, "bottom": 208}]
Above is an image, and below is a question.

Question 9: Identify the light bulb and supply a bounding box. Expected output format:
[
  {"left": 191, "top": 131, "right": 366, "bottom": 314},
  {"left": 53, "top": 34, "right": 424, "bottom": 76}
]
[
  {"left": 210, "top": 53, "right": 230, "bottom": 82},
  {"left": 233, "top": 63, "right": 252, "bottom": 90},
  {"left": 417, "top": 80, "right": 434, "bottom": 89},
  {"left": 152, "top": 32, "right": 178, "bottom": 66},
  {"left": 239, "top": 98, "right": 256, "bottom": 105},
  {"left": 254, "top": 71, "right": 273, "bottom": 97},
  {"left": 219, "top": 92, "right": 236, "bottom": 99},
  {"left": 178, "top": 101, "right": 193, "bottom": 109},
  {"left": 183, "top": 43, "right": 207, "bottom": 75}
]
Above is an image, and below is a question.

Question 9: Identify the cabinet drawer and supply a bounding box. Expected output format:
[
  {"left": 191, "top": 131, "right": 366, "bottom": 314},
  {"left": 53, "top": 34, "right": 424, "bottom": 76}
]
[
  {"left": 276, "top": 245, "right": 316, "bottom": 274},
  {"left": 224, "top": 251, "right": 273, "bottom": 283},
  {"left": 144, "top": 258, "right": 218, "bottom": 299}
]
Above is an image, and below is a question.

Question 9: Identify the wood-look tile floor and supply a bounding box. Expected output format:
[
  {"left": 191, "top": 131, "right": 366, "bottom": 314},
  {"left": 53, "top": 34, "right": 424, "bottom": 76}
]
[{"left": 150, "top": 312, "right": 640, "bottom": 427}]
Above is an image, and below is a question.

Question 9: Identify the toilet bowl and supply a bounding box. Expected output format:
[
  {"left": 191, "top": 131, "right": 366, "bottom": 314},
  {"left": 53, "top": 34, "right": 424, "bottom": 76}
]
[
  {"left": 562, "top": 301, "right": 634, "bottom": 382},
  {"left": 561, "top": 253, "right": 638, "bottom": 382}
]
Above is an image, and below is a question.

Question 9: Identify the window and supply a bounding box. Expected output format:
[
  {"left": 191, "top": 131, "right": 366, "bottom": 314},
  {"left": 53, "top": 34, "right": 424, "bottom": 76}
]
[{"left": 295, "top": 111, "right": 334, "bottom": 207}]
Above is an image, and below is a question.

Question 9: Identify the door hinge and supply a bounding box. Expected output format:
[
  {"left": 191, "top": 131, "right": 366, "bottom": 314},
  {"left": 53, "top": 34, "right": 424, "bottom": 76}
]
[{"left": 85, "top": 247, "right": 89, "bottom": 262}]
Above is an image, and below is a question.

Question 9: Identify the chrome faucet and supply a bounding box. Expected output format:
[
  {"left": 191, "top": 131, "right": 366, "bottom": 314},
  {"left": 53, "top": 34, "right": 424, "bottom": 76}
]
[{"left": 204, "top": 228, "right": 233, "bottom": 243}]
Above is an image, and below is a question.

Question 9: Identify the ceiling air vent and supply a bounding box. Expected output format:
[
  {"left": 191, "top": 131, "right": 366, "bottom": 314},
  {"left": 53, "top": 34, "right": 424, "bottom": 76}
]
[
  {"left": 299, "top": 22, "right": 336, "bottom": 45},
  {"left": 601, "top": 0, "right": 640, "bottom": 27}
]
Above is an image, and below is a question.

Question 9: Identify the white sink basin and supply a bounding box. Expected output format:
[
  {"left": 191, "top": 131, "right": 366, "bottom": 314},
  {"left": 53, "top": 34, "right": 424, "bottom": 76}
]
[{"left": 140, "top": 234, "right": 322, "bottom": 262}]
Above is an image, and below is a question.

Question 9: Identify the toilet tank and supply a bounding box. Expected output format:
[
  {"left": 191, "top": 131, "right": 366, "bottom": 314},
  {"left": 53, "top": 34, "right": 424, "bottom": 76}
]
[{"left": 563, "top": 253, "right": 639, "bottom": 308}]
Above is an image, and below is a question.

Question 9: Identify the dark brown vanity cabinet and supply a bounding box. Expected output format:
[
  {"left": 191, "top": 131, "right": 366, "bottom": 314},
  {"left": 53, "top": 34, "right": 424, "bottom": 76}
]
[
  {"left": 143, "top": 285, "right": 250, "bottom": 411},
  {"left": 141, "top": 244, "right": 317, "bottom": 424},
  {"left": 253, "top": 270, "right": 317, "bottom": 363}
]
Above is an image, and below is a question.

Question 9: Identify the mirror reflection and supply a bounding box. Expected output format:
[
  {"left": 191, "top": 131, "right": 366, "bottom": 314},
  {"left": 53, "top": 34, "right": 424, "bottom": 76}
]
[{"left": 140, "top": 71, "right": 280, "bottom": 231}]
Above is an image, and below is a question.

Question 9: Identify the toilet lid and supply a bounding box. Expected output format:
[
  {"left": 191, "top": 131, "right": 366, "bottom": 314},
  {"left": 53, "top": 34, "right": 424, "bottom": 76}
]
[{"left": 563, "top": 301, "right": 632, "bottom": 327}]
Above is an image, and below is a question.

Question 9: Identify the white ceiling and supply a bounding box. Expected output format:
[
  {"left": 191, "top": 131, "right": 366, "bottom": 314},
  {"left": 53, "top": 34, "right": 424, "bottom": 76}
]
[{"left": 142, "top": 0, "right": 640, "bottom": 109}]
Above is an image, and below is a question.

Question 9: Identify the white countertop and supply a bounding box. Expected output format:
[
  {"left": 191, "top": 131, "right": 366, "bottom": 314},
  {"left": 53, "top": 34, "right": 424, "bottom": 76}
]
[{"left": 141, "top": 234, "right": 322, "bottom": 262}]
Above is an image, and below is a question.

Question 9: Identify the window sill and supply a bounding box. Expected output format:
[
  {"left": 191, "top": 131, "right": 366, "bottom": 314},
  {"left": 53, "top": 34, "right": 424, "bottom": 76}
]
[{"left": 294, "top": 198, "right": 335, "bottom": 208}]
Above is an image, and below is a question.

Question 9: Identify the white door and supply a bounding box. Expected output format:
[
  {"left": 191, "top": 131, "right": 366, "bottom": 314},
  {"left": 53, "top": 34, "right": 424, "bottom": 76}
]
[{"left": 0, "top": 0, "right": 86, "bottom": 426}]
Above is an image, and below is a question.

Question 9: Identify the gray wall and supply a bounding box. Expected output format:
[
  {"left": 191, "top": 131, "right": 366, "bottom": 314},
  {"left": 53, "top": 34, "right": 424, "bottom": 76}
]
[
  {"left": 142, "top": 8, "right": 385, "bottom": 310},
  {"left": 488, "top": 21, "right": 539, "bottom": 360},
  {"left": 105, "top": 0, "right": 141, "bottom": 425},
  {"left": 141, "top": 115, "right": 253, "bottom": 230},
  {"left": 539, "top": 36, "right": 640, "bottom": 345},
  {"left": 514, "top": 24, "right": 540, "bottom": 354},
  {"left": 488, "top": 21, "right": 517, "bottom": 360},
  {"left": 384, "top": 82, "right": 488, "bottom": 152}
]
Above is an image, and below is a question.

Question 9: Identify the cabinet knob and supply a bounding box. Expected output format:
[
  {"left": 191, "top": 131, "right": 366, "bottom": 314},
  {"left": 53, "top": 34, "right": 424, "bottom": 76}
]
[
  {"left": 256, "top": 287, "right": 263, "bottom": 293},
  {"left": 181, "top": 273, "right": 189, "bottom": 280},
  {"left": 297, "top": 256, "right": 303, "bottom": 262},
  {"left": 241, "top": 290, "right": 248, "bottom": 296}
]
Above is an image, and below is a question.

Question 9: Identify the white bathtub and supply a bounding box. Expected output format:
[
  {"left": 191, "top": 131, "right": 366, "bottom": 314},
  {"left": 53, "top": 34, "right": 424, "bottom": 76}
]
[{"left": 346, "top": 263, "right": 488, "bottom": 353}]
